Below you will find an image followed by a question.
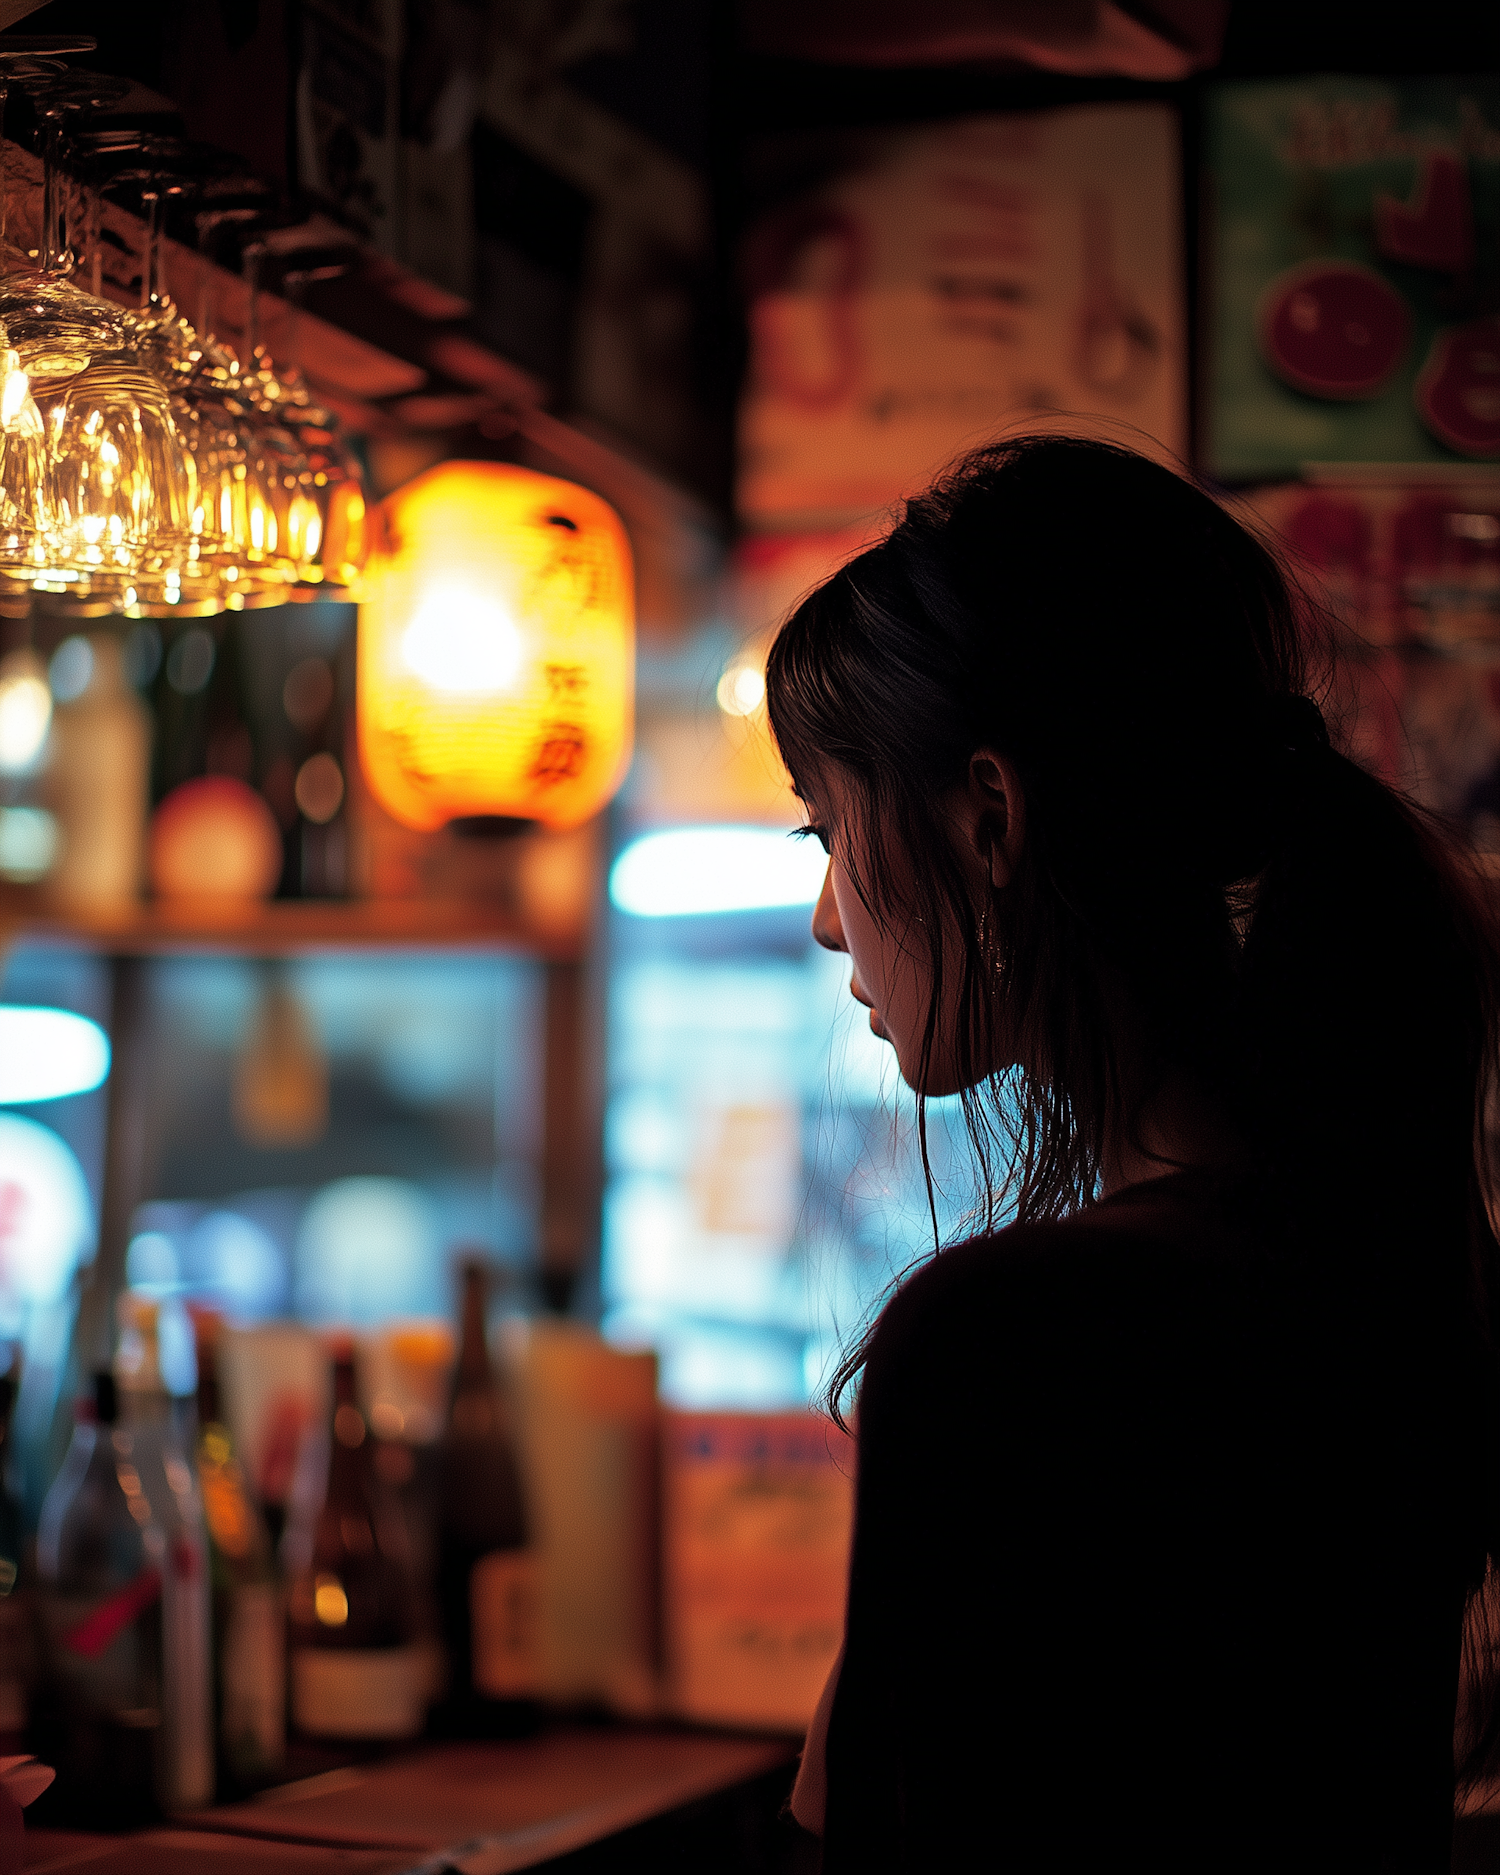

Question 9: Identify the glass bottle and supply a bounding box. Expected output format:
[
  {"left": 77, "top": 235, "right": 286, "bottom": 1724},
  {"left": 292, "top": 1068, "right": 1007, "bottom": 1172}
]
[
  {"left": 285, "top": 1341, "right": 424, "bottom": 1742},
  {"left": 194, "top": 1316, "right": 284, "bottom": 1792},
  {"left": 34, "top": 1372, "right": 163, "bottom": 1826},
  {"left": 437, "top": 1260, "right": 540, "bottom": 1734},
  {"left": 42, "top": 632, "right": 152, "bottom": 912},
  {"left": 0, "top": 1363, "right": 27, "bottom": 1750},
  {"left": 114, "top": 1293, "right": 215, "bottom": 1811}
]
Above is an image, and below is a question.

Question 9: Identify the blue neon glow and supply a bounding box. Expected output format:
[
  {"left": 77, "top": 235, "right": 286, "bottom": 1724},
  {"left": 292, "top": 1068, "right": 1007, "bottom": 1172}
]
[
  {"left": 610, "top": 826, "right": 827, "bottom": 918},
  {"left": 0, "top": 1007, "right": 110, "bottom": 1103}
]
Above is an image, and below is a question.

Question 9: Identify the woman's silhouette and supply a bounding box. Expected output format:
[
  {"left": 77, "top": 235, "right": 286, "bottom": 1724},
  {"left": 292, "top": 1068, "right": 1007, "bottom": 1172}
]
[{"left": 765, "top": 438, "right": 1500, "bottom": 1872}]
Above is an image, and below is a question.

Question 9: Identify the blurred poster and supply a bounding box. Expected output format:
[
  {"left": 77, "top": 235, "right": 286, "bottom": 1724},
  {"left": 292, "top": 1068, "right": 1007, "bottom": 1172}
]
[
  {"left": 737, "top": 103, "right": 1187, "bottom": 527},
  {"left": 1242, "top": 472, "right": 1500, "bottom": 851},
  {"left": 663, "top": 1411, "right": 853, "bottom": 1730},
  {"left": 1206, "top": 79, "right": 1500, "bottom": 480}
]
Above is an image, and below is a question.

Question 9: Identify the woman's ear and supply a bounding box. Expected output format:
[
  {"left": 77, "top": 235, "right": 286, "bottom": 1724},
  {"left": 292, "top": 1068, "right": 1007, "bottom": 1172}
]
[{"left": 967, "top": 749, "right": 1025, "bottom": 890}]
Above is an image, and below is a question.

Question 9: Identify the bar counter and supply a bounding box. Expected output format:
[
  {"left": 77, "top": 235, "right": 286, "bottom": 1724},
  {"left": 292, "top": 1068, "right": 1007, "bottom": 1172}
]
[{"left": 23, "top": 1726, "right": 799, "bottom": 1874}]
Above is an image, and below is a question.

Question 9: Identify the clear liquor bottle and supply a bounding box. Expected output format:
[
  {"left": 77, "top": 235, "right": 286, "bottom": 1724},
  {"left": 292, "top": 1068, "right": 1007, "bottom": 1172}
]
[
  {"left": 114, "top": 1294, "right": 215, "bottom": 1811},
  {"left": 194, "top": 1316, "right": 285, "bottom": 1791},
  {"left": 285, "top": 1341, "right": 424, "bottom": 1741},
  {"left": 437, "top": 1260, "right": 540, "bottom": 1734}
]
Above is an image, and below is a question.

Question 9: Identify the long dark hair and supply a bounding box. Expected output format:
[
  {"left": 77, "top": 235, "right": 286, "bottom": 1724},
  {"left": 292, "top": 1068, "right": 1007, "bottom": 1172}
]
[{"left": 764, "top": 436, "right": 1500, "bottom": 1780}]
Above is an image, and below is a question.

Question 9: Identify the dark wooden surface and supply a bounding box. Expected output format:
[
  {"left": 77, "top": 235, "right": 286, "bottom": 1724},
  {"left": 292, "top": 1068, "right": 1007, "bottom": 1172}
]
[
  {"left": 21, "top": 1726, "right": 799, "bottom": 1874},
  {"left": 25, "top": 1831, "right": 406, "bottom": 1873}
]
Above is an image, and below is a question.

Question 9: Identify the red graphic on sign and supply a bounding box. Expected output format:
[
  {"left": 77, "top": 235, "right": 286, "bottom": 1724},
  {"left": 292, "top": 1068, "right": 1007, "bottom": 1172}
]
[
  {"left": 1257, "top": 259, "right": 1411, "bottom": 401},
  {"left": 1415, "top": 316, "right": 1500, "bottom": 456},
  {"left": 1375, "top": 152, "right": 1474, "bottom": 273}
]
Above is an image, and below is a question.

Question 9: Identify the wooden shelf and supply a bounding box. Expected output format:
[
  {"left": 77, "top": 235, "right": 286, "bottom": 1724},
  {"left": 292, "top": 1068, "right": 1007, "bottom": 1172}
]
[{"left": 0, "top": 895, "right": 584, "bottom": 959}]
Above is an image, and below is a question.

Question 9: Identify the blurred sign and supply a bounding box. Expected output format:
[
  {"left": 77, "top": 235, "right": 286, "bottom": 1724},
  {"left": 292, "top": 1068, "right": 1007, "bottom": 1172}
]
[
  {"left": 1206, "top": 78, "right": 1500, "bottom": 478},
  {"left": 738, "top": 104, "right": 1187, "bottom": 527},
  {"left": 0, "top": 1114, "right": 93, "bottom": 1323},
  {"left": 663, "top": 1410, "right": 853, "bottom": 1731},
  {"left": 1243, "top": 471, "right": 1500, "bottom": 847}
]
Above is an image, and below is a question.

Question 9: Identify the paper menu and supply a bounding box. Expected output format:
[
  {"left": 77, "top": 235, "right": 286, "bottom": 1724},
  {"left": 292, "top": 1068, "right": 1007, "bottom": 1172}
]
[
  {"left": 738, "top": 103, "right": 1187, "bottom": 528},
  {"left": 663, "top": 1409, "right": 853, "bottom": 1732}
]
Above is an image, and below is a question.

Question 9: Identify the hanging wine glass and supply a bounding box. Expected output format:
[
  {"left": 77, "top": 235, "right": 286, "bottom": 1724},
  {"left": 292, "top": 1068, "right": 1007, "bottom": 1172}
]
[
  {"left": 0, "top": 68, "right": 130, "bottom": 376},
  {"left": 53, "top": 134, "right": 248, "bottom": 615},
  {"left": 210, "top": 242, "right": 310, "bottom": 603},
  {"left": 0, "top": 72, "right": 197, "bottom": 612},
  {"left": 99, "top": 175, "right": 292, "bottom": 614},
  {"left": 0, "top": 55, "right": 93, "bottom": 606},
  {"left": 84, "top": 150, "right": 227, "bottom": 615},
  {"left": 284, "top": 396, "right": 368, "bottom": 595},
  {"left": 244, "top": 255, "right": 367, "bottom": 597}
]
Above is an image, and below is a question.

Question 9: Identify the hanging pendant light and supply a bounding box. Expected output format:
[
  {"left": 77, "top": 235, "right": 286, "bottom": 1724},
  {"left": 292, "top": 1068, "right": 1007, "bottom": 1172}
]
[{"left": 356, "top": 460, "right": 634, "bottom": 831}]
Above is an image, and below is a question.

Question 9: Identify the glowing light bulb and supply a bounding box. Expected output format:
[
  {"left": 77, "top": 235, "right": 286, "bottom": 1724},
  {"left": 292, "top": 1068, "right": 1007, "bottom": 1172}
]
[
  {"left": 716, "top": 663, "right": 766, "bottom": 717},
  {"left": 0, "top": 650, "right": 52, "bottom": 774},
  {"left": 398, "top": 588, "right": 525, "bottom": 695}
]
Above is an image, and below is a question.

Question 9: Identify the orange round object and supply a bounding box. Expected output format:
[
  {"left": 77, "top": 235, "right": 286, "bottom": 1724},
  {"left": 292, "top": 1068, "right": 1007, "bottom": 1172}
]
[
  {"left": 357, "top": 461, "right": 634, "bottom": 832},
  {"left": 149, "top": 777, "right": 283, "bottom": 901}
]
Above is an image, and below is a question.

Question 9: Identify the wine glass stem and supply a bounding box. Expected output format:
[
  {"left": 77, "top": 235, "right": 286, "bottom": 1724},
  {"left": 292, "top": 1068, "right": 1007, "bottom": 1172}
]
[
  {"left": 0, "top": 80, "right": 9, "bottom": 256},
  {"left": 141, "top": 188, "right": 160, "bottom": 309},
  {"left": 244, "top": 241, "right": 263, "bottom": 355},
  {"left": 40, "top": 114, "right": 63, "bottom": 273}
]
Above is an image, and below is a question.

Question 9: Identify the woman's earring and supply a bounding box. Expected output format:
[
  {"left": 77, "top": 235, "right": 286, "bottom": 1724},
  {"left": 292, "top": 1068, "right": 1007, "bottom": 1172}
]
[{"left": 979, "top": 906, "right": 1005, "bottom": 976}]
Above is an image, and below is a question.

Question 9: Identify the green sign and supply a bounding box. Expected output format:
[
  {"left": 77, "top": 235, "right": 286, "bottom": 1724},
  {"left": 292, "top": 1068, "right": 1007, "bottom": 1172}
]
[{"left": 1205, "top": 77, "right": 1500, "bottom": 479}]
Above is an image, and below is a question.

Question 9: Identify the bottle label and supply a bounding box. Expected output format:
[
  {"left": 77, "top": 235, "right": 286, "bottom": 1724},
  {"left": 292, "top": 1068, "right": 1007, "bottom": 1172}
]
[
  {"left": 291, "top": 1645, "right": 426, "bottom": 1739},
  {"left": 471, "top": 1549, "right": 541, "bottom": 1698},
  {"left": 62, "top": 1566, "right": 161, "bottom": 1658},
  {"left": 42, "top": 1586, "right": 161, "bottom": 1725},
  {"left": 222, "top": 1582, "right": 285, "bottom": 1771}
]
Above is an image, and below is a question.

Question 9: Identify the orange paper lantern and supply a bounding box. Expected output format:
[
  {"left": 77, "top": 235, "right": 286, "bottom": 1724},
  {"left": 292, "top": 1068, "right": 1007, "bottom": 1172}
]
[{"left": 357, "top": 461, "right": 634, "bottom": 832}]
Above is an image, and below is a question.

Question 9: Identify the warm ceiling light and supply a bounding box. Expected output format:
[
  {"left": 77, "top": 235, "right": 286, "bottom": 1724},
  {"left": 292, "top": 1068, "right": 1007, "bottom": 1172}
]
[{"left": 357, "top": 461, "right": 634, "bottom": 831}]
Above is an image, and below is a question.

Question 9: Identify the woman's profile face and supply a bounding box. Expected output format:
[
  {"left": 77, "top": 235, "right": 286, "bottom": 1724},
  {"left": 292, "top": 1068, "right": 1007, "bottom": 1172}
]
[
  {"left": 813, "top": 841, "right": 943, "bottom": 1090},
  {"left": 803, "top": 762, "right": 1019, "bottom": 1097}
]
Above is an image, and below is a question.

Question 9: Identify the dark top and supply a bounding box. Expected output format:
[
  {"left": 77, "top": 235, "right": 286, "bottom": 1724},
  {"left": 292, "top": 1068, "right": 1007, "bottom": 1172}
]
[{"left": 823, "top": 1172, "right": 1469, "bottom": 1873}]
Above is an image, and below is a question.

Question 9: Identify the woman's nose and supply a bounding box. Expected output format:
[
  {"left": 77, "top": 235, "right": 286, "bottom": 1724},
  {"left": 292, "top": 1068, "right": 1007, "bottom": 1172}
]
[{"left": 812, "top": 863, "right": 846, "bottom": 953}]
